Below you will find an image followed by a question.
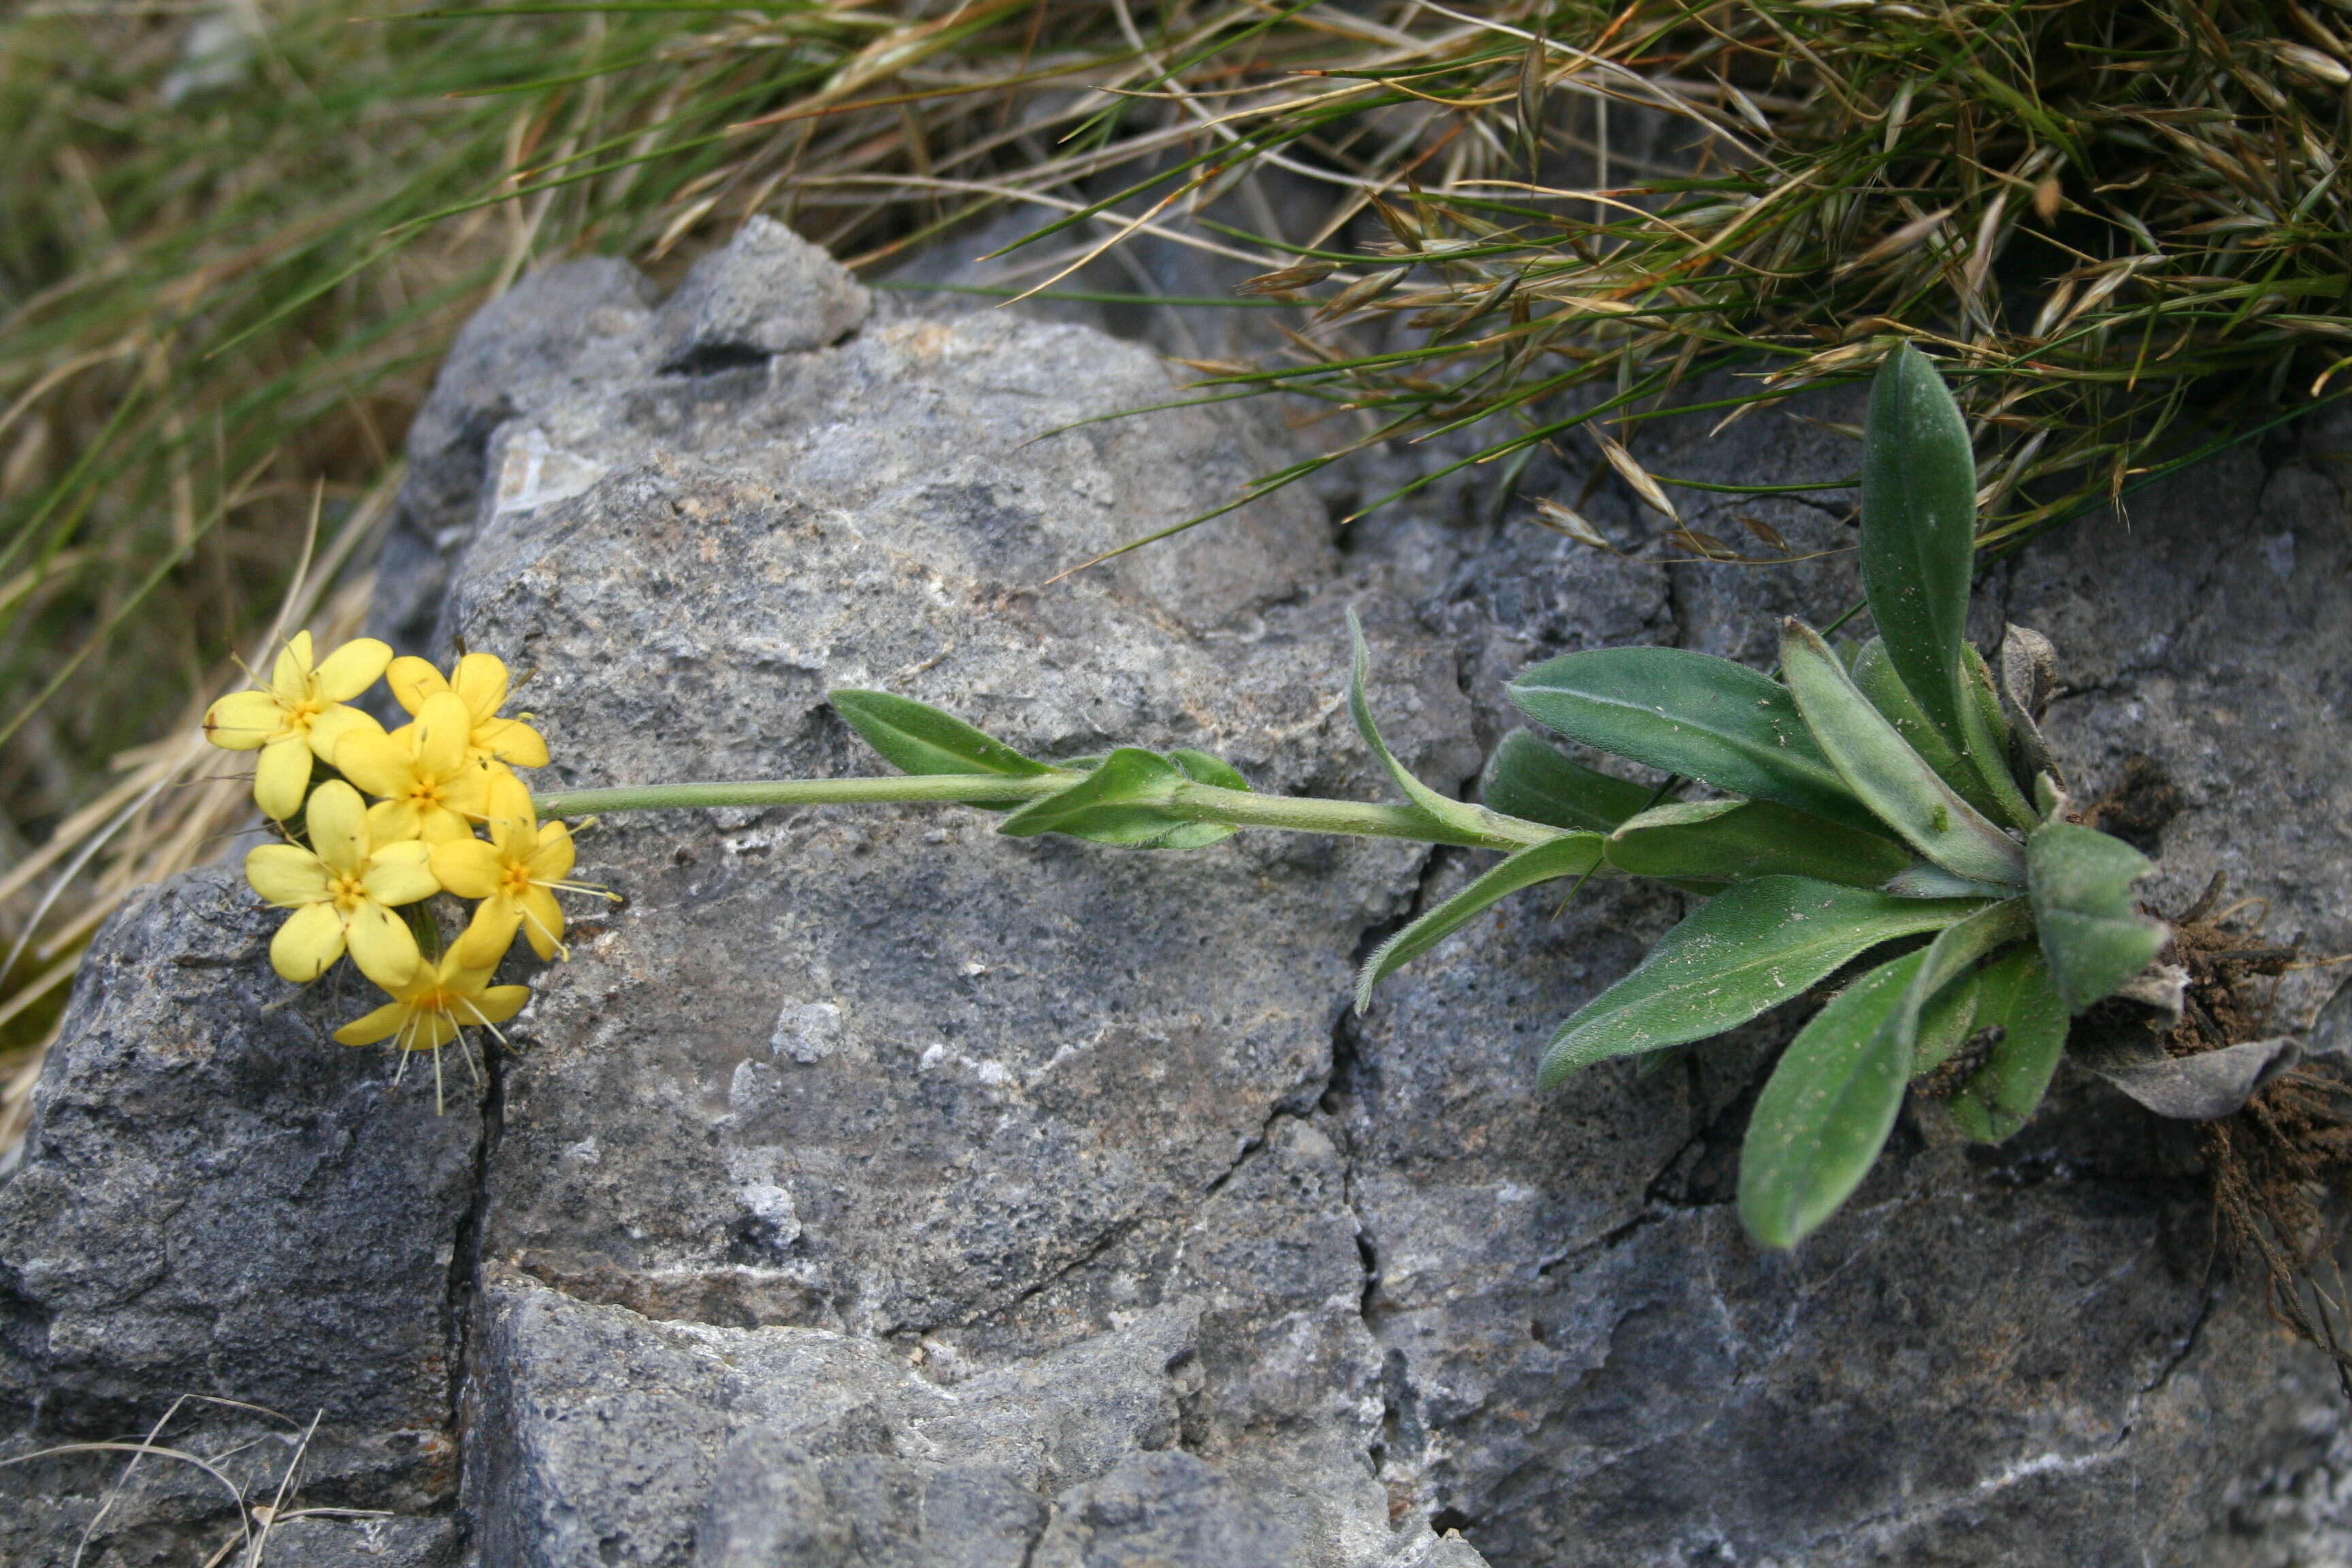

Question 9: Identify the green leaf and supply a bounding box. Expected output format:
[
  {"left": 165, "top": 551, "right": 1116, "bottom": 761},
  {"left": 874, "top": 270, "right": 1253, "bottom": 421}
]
[
  {"left": 1481, "top": 728, "right": 1658, "bottom": 832},
  {"left": 996, "top": 748, "right": 1198, "bottom": 848},
  {"left": 1859, "top": 342, "right": 1978, "bottom": 753},
  {"left": 1957, "top": 643, "right": 2038, "bottom": 832},
  {"left": 1851, "top": 637, "right": 1978, "bottom": 800},
  {"left": 1737, "top": 897, "right": 2029, "bottom": 1249},
  {"left": 1780, "top": 620, "right": 2025, "bottom": 887},
  {"left": 1348, "top": 611, "right": 1507, "bottom": 841},
  {"left": 831, "top": 689, "right": 1057, "bottom": 809},
  {"left": 1508, "top": 647, "right": 1878, "bottom": 832},
  {"left": 2026, "top": 821, "right": 2168, "bottom": 1011},
  {"left": 1604, "top": 798, "right": 1910, "bottom": 889},
  {"left": 1885, "top": 863, "right": 2014, "bottom": 900},
  {"left": 1356, "top": 833, "right": 1605, "bottom": 1009},
  {"left": 1946, "top": 946, "right": 2070, "bottom": 1143},
  {"left": 1909, "top": 968, "right": 1980, "bottom": 1075},
  {"left": 1537, "top": 876, "right": 1985, "bottom": 1087},
  {"left": 1738, "top": 948, "right": 1921, "bottom": 1250}
]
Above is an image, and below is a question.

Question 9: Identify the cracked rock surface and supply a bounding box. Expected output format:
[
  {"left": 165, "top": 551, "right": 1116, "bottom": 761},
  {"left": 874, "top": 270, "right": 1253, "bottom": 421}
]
[{"left": 6, "top": 220, "right": 2352, "bottom": 1565}]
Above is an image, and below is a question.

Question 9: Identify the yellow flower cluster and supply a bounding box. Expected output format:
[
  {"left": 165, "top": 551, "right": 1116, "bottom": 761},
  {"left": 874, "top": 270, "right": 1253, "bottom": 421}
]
[{"left": 203, "top": 633, "right": 589, "bottom": 1085}]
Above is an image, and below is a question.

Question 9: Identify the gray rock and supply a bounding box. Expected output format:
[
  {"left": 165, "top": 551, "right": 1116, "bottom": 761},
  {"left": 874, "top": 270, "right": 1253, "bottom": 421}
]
[
  {"left": 261, "top": 1515, "right": 462, "bottom": 1567},
  {"left": 0, "top": 866, "right": 480, "bottom": 1564},
  {"left": 653, "top": 214, "right": 873, "bottom": 368}
]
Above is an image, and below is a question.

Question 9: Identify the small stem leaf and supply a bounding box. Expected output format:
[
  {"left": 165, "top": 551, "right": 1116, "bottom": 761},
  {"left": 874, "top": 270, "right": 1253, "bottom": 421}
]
[
  {"left": 1739, "top": 949, "right": 1923, "bottom": 1250},
  {"left": 1958, "top": 644, "right": 2039, "bottom": 832},
  {"left": 1780, "top": 621, "right": 2025, "bottom": 887},
  {"left": 1166, "top": 749, "right": 1251, "bottom": 791},
  {"left": 2026, "top": 821, "right": 2169, "bottom": 1012},
  {"left": 1537, "top": 877, "right": 1985, "bottom": 1088},
  {"left": 1508, "top": 647, "right": 1877, "bottom": 832},
  {"left": 1885, "top": 863, "right": 2016, "bottom": 900},
  {"left": 1946, "top": 946, "right": 2070, "bottom": 1143},
  {"left": 1860, "top": 342, "right": 1977, "bottom": 753},
  {"left": 830, "top": 690, "right": 1056, "bottom": 777},
  {"left": 1356, "top": 834, "right": 1605, "bottom": 1011},
  {"left": 1851, "top": 637, "right": 1985, "bottom": 808},
  {"left": 996, "top": 748, "right": 1196, "bottom": 847},
  {"left": 1605, "top": 800, "right": 1911, "bottom": 889},
  {"left": 1480, "top": 729, "right": 1659, "bottom": 832},
  {"left": 830, "top": 689, "right": 1059, "bottom": 809},
  {"left": 1348, "top": 610, "right": 1516, "bottom": 842}
]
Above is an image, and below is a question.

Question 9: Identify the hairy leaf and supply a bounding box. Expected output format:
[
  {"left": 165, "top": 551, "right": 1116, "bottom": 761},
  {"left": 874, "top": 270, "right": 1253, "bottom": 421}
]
[
  {"left": 1946, "top": 946, "right": 2070, "bottom": 1143},
  {"left": 831, "top": 689, "right": 1056, "bottom": 808},
  {"left": 1508, "top": 647, "right": 1877, "bottom": 832},
  {"left": 1908, "top": 968, "right": 1981, "bottom": 1075},
  {"left": 1538, "top": 876, "right": 1984, "bottom": 1086},
  {"left": 1859, "top": 342, "right": 1977, "bottom": 752},
  {"left": 1348, "top": 610, "right": 1508, "bottom": 842},
  {"left": 1780, "top": 621, "right": 2025, "bottom": 887},
  {"left": 1885, "top": 863, "right": 2014, "bottom": 900},
  {"left": 1481, "top": 728, "right": 1658, "bottom": 832},
  {"left": 1356, "top": 833, "right": 1605, "bottom": 1009},
  {"left": 1850, "top": 637, "right": 1983, "bottom": 807},
  {"left": 2027, "top": 821, "right": 2168, "bottom": 1011},
  {"left": 1958, "top": 643, "right": 2038, "bottom": 831},
  {"left": 1605, "top": 799, "right": 1910, "bottom": 889},
  {"left": 1739, "top": 948, "right": 1921, "bottom": 1250}
]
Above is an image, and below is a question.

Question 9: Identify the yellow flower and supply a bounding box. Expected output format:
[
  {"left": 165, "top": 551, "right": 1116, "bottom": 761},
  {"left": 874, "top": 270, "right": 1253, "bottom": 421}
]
[
  {"left": 431, "top": 774, "right": 583, "bottom": 966},
  {"left": 333, "top": 949, "right": 529, "bottom": 1054},
  {"left": 333, "top": 949, "right": 530, "bottom": 1114},
  {"left": 387, "top": 653, "right": 550, "bottom": 770},
  {"left": 335, "top": 689, "right": 500, "bottom": 844},
  {"left": 202, "top": 632, "right": 393, "bottom": 820},
  {"left": 244, "top": 779, "right": 438, "bottom": 986}
]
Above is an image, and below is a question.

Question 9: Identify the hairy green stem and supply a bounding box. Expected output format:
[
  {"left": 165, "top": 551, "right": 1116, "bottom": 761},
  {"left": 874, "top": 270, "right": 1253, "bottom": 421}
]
[{"left": 532, "top": 774, "right": 1558, "bottom": 852}]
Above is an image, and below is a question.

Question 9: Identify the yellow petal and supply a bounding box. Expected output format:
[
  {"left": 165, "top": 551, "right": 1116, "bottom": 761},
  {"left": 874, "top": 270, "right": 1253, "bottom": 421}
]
[
  {"left": 345, "top": 901, "right": 423, "bottom": 988},
  {"left": 412, "top": 691, "right": 473, "bottom": 779},
  {"left": 367, "top": 798, "right": 423, "bottom": 845},
  {"left": 255, "top": 736, "right": 315, "bottom": 821},
  {"left": 246, "top": 843, "right": 330, "bottom": 907},
  {"left": 451, "top": 653, "right": 511, "bottom": 720},
  {"left": 386, "top": 655, "right": 448, "bottom": 717},
  {"left": 203, "top": 690, "right": 284, "bottom": 751},
  {"left": 312, "top": 638, "right": 393, "bottom": 702},
  {"left": 526, "top": 822, "right": 576, "bottom": 883},
  {"left": 362, "top": 841, "right": 440, "bottom": 906},
  {"left": 469, "top": 983, "right": 533, "bottom": 1027},
  {"left": 453, "top": 900, "right": 522, "bottom": 969},
  {"left": 519, "top": 885, "right": 566, "bottom": 961},
  {"left": 474, "top": 716, "right": 550, "bottom": 769},
  {"left": 335, "top": 999, "right": 413, "bottom": 1047},
  {"left": 336, "top": 728, "right": 415, "bottom": 798},
  {"left": 304, "top": 780, "right": 370, "bottom": 875},
  {"left": 306, "top": 703, "right": 384, "bottom": 764},
  {"left": 402, "top": 1012, "right": 460, "bottom": 1052},
  {"left": 439, "top": 760, "right": 498, "bottom": 822},
  {"left": 482, "top": 770, "right": 536, "bottom": 845},
  {"left": 418, "top": 804, "right": 476, "bottom": 845},
  {"left": 268, "top": 631, "right": 314, "bottom": 702},
  {"left": 429, "top": 837, "right": 506, "bottom": 900},
  {"left": 270, "top": 901, "right": 346, "bottom": 982}
]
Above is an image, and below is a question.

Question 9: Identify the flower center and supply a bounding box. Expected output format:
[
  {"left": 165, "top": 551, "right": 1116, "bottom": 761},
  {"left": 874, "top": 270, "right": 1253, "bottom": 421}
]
[
  {"left": 329, "top": 872, "right": 369, "bottom": 912},
  {"left": 287, "top": 698, "right": 325, "bottom": 731},
  {"left": 499, "top": 864, "right": 534, "bottom": 898}
]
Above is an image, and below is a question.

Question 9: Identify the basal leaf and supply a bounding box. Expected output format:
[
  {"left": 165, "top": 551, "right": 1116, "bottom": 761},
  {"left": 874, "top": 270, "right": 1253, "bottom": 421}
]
[
  {"left": 1604, "top": 799, "right": 1910, "bottom": 889},
  {"left": 2027, "top": 820, "right": 2168, "bottom": 1012},
  {"left": 1946, "top": 945, "right": 2070, "bottom": 1143},
  {"left": 1850, "top": 637, "right": 1981, "bottom": 804},
  {"left": 1859, "top": 342, "right": 1977, "bottom": 753},
  {"left": 1481, "top": 728, "right": 1659, "bottom": 832},
  {"left": 1356, "top": 833, "right": 1605, "bottom": 1009},
  {"left": 1908, "top": 968, "right": 1980, "bottom": 1075},
  {"left": 831, "top": 689, "right": 1058, "bottom": 808},
  {"left": 1957, "top": 643, "right": 2038, "bottom": 832},
  {"left": 1508, "top": 647, "right": 1878, "bottom": 832},
  {"left": 1537, "top": 876, "right": 1984, "bottom": 1087},
  {"left": 1780, "top": 621, "right": 2025, "bottom": 887},
  {"left": 997, "top": 748, "right": 1196, "bottom": 847},
  {"left": 1885, "top": 863, "right": 2014, "bottom": 900},
  {"left": 1738, "top": 948, "right": 1921, "bottom": 1250}
]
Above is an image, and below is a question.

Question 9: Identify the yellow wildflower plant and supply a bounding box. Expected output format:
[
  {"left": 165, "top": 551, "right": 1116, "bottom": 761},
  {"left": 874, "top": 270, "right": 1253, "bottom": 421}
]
[
  {"left": 332, "top": 949, "right": 533, "bottom": 1112},
  {"left": 431, "top": 774, "right": 583, "bottom": 966},
  {"left": 243, "top": 779, "right": 438, "bottom": 987},
  {"left": 387, "top": 652, "right": 551, "bottom": 770},
  {"left": 202, "top": 632, "right": 393, "bottom": 820},
  {"left": 336, "top": 689, "right": 502, "bottom": 844}
]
